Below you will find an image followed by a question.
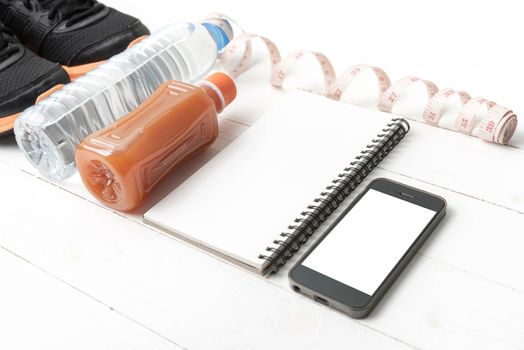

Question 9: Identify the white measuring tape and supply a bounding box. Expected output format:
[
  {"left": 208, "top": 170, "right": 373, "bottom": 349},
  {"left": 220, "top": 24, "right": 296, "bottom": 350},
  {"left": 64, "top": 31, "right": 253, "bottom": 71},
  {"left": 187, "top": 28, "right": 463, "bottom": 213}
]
[{"left": 202, "top": 14, "right": 518, "bottom": 144}]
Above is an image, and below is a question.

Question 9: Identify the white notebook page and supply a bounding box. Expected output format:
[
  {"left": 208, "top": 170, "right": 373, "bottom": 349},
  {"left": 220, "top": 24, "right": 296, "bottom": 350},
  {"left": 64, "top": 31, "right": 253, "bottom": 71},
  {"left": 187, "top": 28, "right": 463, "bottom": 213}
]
[{"left": 144, "top": 90, "right": 399, "bottom": 272}]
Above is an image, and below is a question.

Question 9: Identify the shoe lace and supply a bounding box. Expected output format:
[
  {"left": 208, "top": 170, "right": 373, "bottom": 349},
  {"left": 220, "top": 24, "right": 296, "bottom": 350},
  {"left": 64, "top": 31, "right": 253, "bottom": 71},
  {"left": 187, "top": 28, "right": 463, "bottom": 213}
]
[
  {"left": 22, "top": 0, "right": 106, "bottom": 27},
  {"left": 0, "top": 25, "right": 20, "bottom": 62}
]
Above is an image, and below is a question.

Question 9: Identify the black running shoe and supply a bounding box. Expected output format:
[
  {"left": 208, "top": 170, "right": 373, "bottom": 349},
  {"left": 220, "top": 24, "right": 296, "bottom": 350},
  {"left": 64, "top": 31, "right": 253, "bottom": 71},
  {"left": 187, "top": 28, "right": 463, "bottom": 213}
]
[
  {"left": 0, "top": 0, "right": 150, "bottom": 78},
  {"left": 0, "top": 22, "right": 70, "bottom": 135}
]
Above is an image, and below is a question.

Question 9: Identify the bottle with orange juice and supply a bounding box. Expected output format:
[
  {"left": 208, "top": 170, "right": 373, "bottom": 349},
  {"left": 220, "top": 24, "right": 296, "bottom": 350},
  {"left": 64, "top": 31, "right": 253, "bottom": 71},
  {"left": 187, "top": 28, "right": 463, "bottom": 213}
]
[{"left": 76, "top": 72, "right": 236, "bottom": 211}]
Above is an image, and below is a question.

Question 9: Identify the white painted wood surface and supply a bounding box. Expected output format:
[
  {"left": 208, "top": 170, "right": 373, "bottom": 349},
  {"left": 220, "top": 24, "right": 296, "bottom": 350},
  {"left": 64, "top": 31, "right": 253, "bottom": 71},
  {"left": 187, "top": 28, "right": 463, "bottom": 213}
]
[
  {"left": 1, "top": 0, "right": 524, "bottom": 349},
  {"left": 0, "top": 248, "right": 179, "bottom": 350}
]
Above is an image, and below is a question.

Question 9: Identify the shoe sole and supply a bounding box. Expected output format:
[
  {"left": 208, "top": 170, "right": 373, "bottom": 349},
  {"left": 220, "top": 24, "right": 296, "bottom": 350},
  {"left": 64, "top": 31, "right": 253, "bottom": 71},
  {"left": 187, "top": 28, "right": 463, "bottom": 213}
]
[
  {"left": 0, "top": 114, "right": 18, "bottom": 136},
  {"left": 62, "top": 35, "right": 148, "bottom": 80},
  {"left": 0, "top": 84, "right": 65, "bottom": 135},
  {"left": 0, "top": 35, "right": 148, "bottom": 136}
]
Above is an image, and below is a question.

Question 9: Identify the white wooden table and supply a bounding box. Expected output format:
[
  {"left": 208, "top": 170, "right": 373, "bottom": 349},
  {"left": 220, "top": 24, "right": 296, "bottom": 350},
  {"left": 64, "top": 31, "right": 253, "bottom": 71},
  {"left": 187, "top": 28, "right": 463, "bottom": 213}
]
[{"left": 1, "top": 1, "right": 524, "bottom": 349}]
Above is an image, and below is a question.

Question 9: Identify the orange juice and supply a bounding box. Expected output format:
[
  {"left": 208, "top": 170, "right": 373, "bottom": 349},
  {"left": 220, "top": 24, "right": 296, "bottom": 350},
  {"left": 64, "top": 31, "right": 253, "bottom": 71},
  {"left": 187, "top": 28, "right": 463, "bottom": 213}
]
[{"left": 76, "top": 73, "right": 236, "bottom": 211}]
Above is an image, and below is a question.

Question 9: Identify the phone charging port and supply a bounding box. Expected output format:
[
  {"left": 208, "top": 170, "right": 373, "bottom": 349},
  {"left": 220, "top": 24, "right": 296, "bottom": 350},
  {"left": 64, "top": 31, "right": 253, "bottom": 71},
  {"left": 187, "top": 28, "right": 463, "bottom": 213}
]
[{"left": 314, "top": 295, "right": 329, "bottom": 306}]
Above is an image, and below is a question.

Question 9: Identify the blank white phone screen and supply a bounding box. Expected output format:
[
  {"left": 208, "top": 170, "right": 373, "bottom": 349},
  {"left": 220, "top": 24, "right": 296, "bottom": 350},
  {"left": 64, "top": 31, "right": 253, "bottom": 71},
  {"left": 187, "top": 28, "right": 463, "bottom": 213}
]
[{"left": 302, "top": 189, "right": 436, "bottom": 295}]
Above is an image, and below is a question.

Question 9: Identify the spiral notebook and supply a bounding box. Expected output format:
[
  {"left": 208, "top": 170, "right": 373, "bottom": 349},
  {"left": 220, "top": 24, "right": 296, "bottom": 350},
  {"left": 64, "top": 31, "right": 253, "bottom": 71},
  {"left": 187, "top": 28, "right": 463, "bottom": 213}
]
[{"left": 144, "top": 90, "right": 410, "bottom": 275}]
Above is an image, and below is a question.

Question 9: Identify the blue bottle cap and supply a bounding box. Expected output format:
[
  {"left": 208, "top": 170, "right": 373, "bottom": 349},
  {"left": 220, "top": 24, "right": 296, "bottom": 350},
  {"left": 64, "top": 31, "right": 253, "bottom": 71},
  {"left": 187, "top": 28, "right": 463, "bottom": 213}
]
[{"left": 202, "top": 22, "right": 232, "bottom": 51}]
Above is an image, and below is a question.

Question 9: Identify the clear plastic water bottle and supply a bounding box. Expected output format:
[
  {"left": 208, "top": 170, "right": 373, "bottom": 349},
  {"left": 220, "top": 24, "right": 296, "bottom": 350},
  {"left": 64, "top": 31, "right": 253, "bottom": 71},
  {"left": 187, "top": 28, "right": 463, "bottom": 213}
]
[{"left": 14, "top": 20, "right": 232, "bottom": 180}]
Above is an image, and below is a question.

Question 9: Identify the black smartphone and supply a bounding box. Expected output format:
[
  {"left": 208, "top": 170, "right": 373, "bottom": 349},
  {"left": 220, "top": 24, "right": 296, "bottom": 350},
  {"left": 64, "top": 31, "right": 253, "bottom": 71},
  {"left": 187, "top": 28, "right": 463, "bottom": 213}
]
[{"left": 289, "top": 178, "right": 446, "bottom": 319}]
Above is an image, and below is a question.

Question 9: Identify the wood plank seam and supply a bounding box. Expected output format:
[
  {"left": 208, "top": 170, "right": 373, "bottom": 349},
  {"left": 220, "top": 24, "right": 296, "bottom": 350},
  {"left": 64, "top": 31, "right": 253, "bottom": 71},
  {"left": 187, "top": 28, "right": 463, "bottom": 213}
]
[{"left": 377, "top": 167, "right": 524, "bottom": 216}]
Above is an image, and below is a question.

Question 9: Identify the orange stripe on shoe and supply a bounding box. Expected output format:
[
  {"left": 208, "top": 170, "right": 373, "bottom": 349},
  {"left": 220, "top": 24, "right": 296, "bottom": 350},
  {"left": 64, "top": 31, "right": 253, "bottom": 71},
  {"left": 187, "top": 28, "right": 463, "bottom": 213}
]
[
  {"left": 0, "top": 113, "right": 19, "bottom": 134},
  {"left": 36, "top": 84, "right": 64, "bottom": 104},
  {"left": 128, "top": 35, "right": 148, "bottom": 48}
]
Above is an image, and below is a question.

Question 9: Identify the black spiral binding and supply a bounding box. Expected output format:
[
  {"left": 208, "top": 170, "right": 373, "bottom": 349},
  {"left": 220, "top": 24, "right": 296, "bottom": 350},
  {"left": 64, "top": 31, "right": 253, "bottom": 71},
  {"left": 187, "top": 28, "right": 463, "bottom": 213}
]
[{"left": 259, "top": 118, "right": 411, "bottom": 274}]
